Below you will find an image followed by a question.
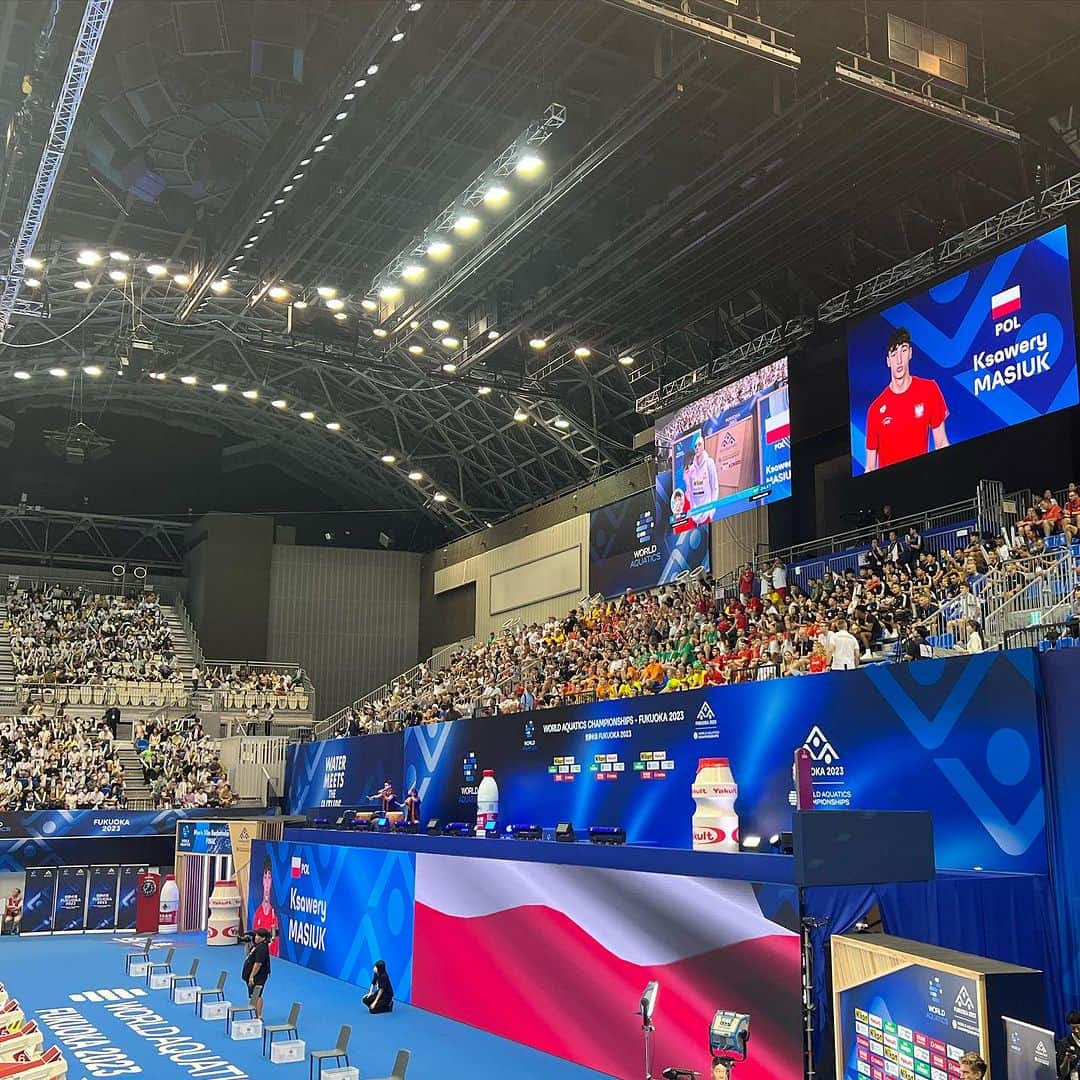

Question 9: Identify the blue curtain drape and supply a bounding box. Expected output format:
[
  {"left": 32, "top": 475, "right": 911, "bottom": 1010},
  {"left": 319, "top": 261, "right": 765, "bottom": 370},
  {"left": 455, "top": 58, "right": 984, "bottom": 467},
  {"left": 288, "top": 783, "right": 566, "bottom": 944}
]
[{"left": 804, "top": 871, "right": 1062, "bottom": 1080}]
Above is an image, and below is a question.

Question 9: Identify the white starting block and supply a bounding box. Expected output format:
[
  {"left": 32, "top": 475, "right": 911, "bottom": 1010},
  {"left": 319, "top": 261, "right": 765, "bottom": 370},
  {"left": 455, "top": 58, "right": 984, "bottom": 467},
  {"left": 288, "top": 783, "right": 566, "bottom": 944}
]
[
  {"left": 320, "top": 1068, "right": 359, "bottom": 1080},
  {"left": 148, "top": 972, "right": 172, "bottom": 990},
  {"left": 200, "top": 1000, "right": 229, "bottom": 1021},
  {"left": 270, "top": 1039, "right": 306, "bottom": 1064},
  {"left": 172, "top": 986, "right": 198, "bottom": 1005},
  {"left": 230, "top": 1018, "right": 262, "bottom": 1041},
  {"left": 128, "top": 961, "right": 149, "bottom": 978}
]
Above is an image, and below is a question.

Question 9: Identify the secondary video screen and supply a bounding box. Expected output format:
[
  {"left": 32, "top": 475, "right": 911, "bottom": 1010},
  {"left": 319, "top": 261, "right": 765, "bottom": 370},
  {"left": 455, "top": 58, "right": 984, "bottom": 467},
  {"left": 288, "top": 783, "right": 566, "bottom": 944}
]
[
  {"left": 654, "top": 357, "right": 791, "bottom": 531},
  {"left": 848, "top": 223, "right": 1078, "bottom": 476}
]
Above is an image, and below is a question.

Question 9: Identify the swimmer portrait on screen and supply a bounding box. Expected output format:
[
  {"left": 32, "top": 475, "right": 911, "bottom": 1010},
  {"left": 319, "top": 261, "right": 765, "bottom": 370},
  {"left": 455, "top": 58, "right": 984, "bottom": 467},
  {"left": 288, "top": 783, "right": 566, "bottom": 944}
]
[
  {"left": 864, "top": 327, "right": 949, "bottom": 472},
  {"left": 685, "top": 434, "right": 718, "bottom": 522}
]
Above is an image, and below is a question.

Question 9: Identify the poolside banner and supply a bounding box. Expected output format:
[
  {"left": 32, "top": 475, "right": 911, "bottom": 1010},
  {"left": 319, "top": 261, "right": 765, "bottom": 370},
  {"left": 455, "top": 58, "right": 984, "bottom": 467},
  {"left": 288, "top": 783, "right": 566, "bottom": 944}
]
[{"left": 285, "top": 732, "right": 404, "bottom": 815}]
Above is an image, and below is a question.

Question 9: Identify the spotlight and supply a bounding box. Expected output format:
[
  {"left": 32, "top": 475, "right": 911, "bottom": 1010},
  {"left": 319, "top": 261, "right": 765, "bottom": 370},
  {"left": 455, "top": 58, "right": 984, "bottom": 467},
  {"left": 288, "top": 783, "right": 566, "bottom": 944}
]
[
  {"left": 210, "top": 280, "right": 230, "bottom": 293},
  {"left": 12, "top": 371, "right": 30, "bottom": 380},
  {"left": 440, "top": 336, "right": 459, "bottom": 349},
  {"left": 24, "top": 277, "right": 41, "bottom": 288},
  {"left": 320, "top": 134, "right": 333, "bottom": 143},
  {"left": 23, "top": 257, "right": 43, "bottom": 271},
  {"left": 74, "top": 280, "right": 91, "bottom": 290},
  {"left": 342, "top": 94, "right": 354, "bottom": 102},
  {"left": 574, "top": 346, "right": 591, "bottom": 358},
  {"left": 292, "top": 300, "right": 308, "bottom": 309},
  {"left": 367, "top": 63, "right": 379, "bottom": 75},
  {"left": 427, "top": 240, "right": 451, "bottom": 259},
  {"left": 483, "top": 185, "right": 509, "bottom": 206},
  {"left": 516, "top": 153, "right": 543, "bottom": 177},
  {"left": 378, "top": 284, "right": 403, "bottom": 301},
  {"left": 173, "top": 273, "right": 192, "bottom": 287},
  {"left": 212, "top": 383, "right": 228, "bottom": 393},
  {"left": 454, "top": 214, "right": 479, "bottom": 234},
  {"left": 554, "top": 417, "right": 570, "bottom": 429},
  {"left": 325, "top": 421, "right": 341, "bottom": 431},
  {"left": 317, "top": 286, "right": 337, "bottom": 299},
  {"left": 442, "top": 362, "right": 457, "bottom": 373},
  {"left": 391, "top": 30, "right": 405, "bottom": 42},
  {"left": 242, "top": 389, "right": 259, "bottom": 400},
  {"left": 408, "top": 470, "right": 423, "bottom": 481},
  {"left": 401, "top": 264, "right": 425, "bottom": 283},
  {"left": 77, "top": 249, "right": 102, "bottom": 266},
  {"left": 409, "top": 1, "right": 422, "bottom": 9},
  {"left": 487, "top": 330, "right": 500, "bottom": 340},
  {"left": 146, "top": 263, "right": 167, "bottom": 277},
  {"left": 361, "top": 299, "right": 378, "bottom": 311},
  {"left": 82, "top": 366, "right": 103, "bottom": 377},
  {"left": 373, "top": 327, "right": 388, "bottom": 338},
  {"left": 271, "top": 399, "right": 287, "bottom": 409},
  {"left": 529, "top": 337, "right": 547, "bottom": 350},
  {"left": 432, "top": 318, "right": 450, "bottom": 331},
  {"left": 294, "top": 170, "right": 306, "bottom": 178},
  {"left": 618, "top": 354, "right": 635, "bottom": 366},
  {"left": 741, "top": 835, "right": 762, "bottom": 851},
  {"left": 478, "top": 385, "right": 492, "bottom": 395},
  {"left": 335, "top": 112, "right": 348, "bottom": 121},
  {"left": 282, "top": 184, "right": 294, "bottom": 192},
  {"left": 180, "top": 375, "right": 198, "bottom": 385},
  {"left": 334, "top": 312, "right": 347, "bottom": 321},
  {"left": 433, "top": 492, "right": 448, "bottom": 503},
  {"left": 268, "top": 285, "right": 290, "bottom": 301},
  {"left": 49, "top": 368, "right": 68, "bottom": 378},
  {"left": 380, "top": 453, "right": 396, "bottom": 463},
  {"left": 108, "top": 269, "right": 126, "bottom": 282},
  {"left": 408, "top": 344, "right": 424, "bottom": 355},
  {"left": 300, "top": 157, "right": 312, "bottom": 165},
  {"left": 354, "top": 79, "right": 366, "bottom": 88},
  {"left": 110, "top": 250, "right": 129, "bottom": 261},
  {"left": 325, "top": 297, "right": 344, "bottom": 310},
  {"left": 300, "top": 411, "right": 315, "bottom": 420},
  {"left": 513, "top": 408, "right": 528, "bottom": 422}
]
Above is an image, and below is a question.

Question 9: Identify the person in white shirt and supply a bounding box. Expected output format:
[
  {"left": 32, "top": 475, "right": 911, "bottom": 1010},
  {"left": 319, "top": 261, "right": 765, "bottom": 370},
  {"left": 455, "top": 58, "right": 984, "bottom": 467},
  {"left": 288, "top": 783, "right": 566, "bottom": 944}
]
[
  {"left": 828, "top": 619, "right": 861, "bottom": 671},
  {"left": 771, "top": 560, "right": 787, "bottom": 596},
  {"left": 961, "top": 620, "right": 984, "bottom": 654}
]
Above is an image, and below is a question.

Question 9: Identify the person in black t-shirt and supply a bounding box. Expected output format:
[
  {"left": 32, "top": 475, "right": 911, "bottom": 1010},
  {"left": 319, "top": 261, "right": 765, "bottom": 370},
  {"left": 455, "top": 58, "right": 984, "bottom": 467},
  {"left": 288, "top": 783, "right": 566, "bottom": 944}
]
[
  {"left": 242, "top": 927, "right": 272, "bottom": 1019},
  {"left": 363, "top": 960, "right": 394, "bottom": 1014}
]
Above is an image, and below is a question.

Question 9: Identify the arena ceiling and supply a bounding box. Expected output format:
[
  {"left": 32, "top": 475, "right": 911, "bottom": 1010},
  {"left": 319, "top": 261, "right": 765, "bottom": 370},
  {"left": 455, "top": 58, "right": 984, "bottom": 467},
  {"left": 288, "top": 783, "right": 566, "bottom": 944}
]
[{"left": 0, "top": 0, "right": 1077, "bottom": 545}]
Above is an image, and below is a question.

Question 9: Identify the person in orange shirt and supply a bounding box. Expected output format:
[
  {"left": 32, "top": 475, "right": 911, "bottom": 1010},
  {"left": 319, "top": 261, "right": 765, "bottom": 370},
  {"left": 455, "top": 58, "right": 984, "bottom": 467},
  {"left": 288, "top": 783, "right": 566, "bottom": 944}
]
[{"left": 642, "top": 659, "right": 666, "bottom": 692}]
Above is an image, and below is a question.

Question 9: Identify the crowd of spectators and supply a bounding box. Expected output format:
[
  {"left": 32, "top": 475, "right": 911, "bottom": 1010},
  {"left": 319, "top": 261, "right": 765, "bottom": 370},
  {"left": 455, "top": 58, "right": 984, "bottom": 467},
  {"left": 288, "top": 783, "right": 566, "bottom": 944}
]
[
  {"left": 344, "top": 510, "right": 1071, "bottom": 737},
  {"left": 198, "top": 664, "right": 306, "bottom": 696},
  {"left": 8, "top": 585, "right": 182, "bottom": 686},
  {"left": 0, "top": 705, "right": 124, "bottom": 810},
  {"left": 135, "top": 713, "right": 232, "bottom": 809}
]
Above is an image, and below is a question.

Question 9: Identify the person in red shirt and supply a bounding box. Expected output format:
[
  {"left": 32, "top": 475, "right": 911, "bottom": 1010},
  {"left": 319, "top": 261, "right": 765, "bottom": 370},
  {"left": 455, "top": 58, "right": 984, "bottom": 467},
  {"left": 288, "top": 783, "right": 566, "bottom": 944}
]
[
  {"left": 251, "top": 855, "right": 281, "bottom": 956},
  {"left": 738, "top": 564, "right": 755, "bottom": 602},
  {"left": 864, "top": 327, "right": 949, "bottom": 471},
  {"left": 1064, "top": 484, "right": 1080, "bottom": 535}
]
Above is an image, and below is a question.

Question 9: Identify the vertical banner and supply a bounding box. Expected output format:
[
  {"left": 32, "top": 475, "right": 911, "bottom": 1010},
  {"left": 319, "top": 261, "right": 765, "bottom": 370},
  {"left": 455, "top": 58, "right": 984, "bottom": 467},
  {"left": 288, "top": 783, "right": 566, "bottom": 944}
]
[
  {"left": 117, "top": 866, "right": 146, "bottom": 931},
  {"left": 85, "top": 865, "right": 120, "bottom": 932},
  {"left": 54, "top": 866, "right": 89, "bottom": 932},
  {"left": 135, "top": 872, "right": 160, "bottom": 934},
  {"left": 1003, "top": 1016, "right": 1056, "bottom": 1079},
  {"left": 21, "top": 868, "right": 56, "bottom": 935},
  {"left": 228, "top": 822, "right": 256, "bottom": 932}
]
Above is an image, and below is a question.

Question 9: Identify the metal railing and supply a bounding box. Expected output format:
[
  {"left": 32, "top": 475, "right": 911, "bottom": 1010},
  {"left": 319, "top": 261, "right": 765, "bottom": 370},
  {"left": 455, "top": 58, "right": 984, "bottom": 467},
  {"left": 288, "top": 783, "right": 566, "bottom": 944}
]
[
  {"left": 16, "top": 681, "right": 191, "bottom": 708},
  {"left": 173, "top": 591, "right": 204, "bottom": 668},
  {"left": 982, "top": 548, "right": 1076, "bottom": 646},
  {"left": 203, "top": 661, "right": 314, "bottom": 716},
  {"left": 1003, "top": 622, "right": 1077, "bottom": 650}
]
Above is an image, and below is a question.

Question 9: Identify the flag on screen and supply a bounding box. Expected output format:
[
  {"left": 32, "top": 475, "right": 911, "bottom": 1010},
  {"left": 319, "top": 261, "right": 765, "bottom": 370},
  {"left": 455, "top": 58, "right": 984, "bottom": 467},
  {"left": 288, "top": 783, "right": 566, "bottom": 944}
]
[
  {"left": 765, "top": 409, "right": 790, "bottom": 444},
  {"left": 290, "top": 856, "right": 303, "bottom": 878},
  {"left": 991, "top": 284, "right": 1021, "bottom": 320}
]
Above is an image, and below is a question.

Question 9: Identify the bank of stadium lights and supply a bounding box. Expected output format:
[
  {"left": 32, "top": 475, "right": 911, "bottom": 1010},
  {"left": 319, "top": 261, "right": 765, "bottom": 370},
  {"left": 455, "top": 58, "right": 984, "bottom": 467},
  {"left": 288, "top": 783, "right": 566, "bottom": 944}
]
[{"left": 370, "top": 103, "right": 566, "bottom": 313}]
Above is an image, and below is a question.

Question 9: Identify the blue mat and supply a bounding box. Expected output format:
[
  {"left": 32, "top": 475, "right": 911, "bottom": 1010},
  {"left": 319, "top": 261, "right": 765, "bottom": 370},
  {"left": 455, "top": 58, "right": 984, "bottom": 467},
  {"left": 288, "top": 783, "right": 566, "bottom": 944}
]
[{"left": 0, "top": 932, "right": 610, "bottom": 1079}]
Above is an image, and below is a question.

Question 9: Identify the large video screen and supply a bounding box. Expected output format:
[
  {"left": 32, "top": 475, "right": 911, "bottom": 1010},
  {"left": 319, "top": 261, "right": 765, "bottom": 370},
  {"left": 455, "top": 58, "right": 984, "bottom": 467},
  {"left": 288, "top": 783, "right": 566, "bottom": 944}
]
[
  {"left": 849, "top": 223, "right": 1078, "bottom": 475},
  {"left": 655, "top": 357, "right": 791, "bottom": 529}
]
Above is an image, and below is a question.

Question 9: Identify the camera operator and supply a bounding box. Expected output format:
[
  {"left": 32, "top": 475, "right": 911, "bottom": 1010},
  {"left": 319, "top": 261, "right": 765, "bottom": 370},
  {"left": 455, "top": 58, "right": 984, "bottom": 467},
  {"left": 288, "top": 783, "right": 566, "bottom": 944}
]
[
  {"left": 241, "top": 926, "right": 272, "bottom": 1020},
  {"left": 1058, "top": 1011, "right": 1080, "bottom": 1079}
]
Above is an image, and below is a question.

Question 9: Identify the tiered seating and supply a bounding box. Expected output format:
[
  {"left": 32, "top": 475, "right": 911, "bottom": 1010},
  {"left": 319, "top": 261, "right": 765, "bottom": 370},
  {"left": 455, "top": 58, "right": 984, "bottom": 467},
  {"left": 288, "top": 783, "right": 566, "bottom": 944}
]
[
  {"left": 133, "top": 713, "right": 232, "bottom": 809},
  {"left": 204, "top": 664, "right": 310, "bottom": 712}
]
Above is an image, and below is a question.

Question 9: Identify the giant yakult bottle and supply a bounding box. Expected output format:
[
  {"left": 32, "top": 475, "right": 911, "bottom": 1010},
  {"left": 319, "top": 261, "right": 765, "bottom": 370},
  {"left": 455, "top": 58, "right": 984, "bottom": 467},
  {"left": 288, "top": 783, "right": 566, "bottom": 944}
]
[
  {"left": 475, "top": 769, "right": 499, "bottom": 836},
  {"left": 692, "top": 757, "right": 739, "bottom": 852}
]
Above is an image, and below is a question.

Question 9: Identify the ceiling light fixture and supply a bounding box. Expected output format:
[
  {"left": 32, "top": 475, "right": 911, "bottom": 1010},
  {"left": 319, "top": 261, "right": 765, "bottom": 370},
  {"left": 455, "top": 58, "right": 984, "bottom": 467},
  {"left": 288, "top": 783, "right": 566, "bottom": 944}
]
[
  {"left": 23, "top": 257, "right": 43, "bottom": 271},
  {"left": 77, "top": 249, "right": 101, "bottom": 266},
  {"left": 83, "top": 366, "right": 103, "bottom": 377},
  {"left": 378, "top": 284, "right": 403, "bottom": 302},
  {"left": 24, "top": 277, "right": 41, "bottom": 288},
  {"left": 554, "top": 417, "right": 570, "bottom": 429},
  {"left": 381, "top": 453, "right": 397, "bottom": 463},
  {"left": 325, "top": 297, "right": 344, "bottom": 310},
  {"left": 361, "top": 298, "right": 377, "bottom": 311},
  {"left": 353, "top": 79, "right": 367, "bottom": 89},
  {"left": 282, "top": 184, "right": 294, "bottom": 192},
  {"left": 453, "top": 214, "right": 479, "bottom": 234},
  {"left": 483, "top": 185, "right": 509, "bottom": 205},
  {"left": 372, "top": 327, "right": 388, "bottom": 338},
  {"left": 408, "top": 344, "right": 424, "bottom": 355},
  {"left": 300, "top": 411, "right": 315, "bottom": 420},
  {"left": 325, "top": 421, "right": 341, "bottom": 431},
  {"left": 173, "top": 273, "right": 192, "bottom": 287},
  {"left": 108, "top": 269, "right": 126, "bottom": 282},
  {"left": 210, "top": 280, "right": 230, "bottom": 293},
  {"left": 49, "top": 368, "right": 68, "bottom": 378},
  {"left": 334, "top": 312, "right": 347, "bottom": 321},
  {"left": 268, "top": 285, "right": 290, "bottom": 301},
  {"left": 433, "top": 492, "right": 448, "bottom": 503},
  {"left": 109, "top": 250, "right": 129, "bottom": 261},
  {"left": 317, "top": 286, "right": 337, "bottom": 299},
  {"left": 242, "top": 389, "right": 259, "bottom": 400},
  {"left": 367, "top": 63, "right": 379, "bottom": 75},
  {"left": 426, "top": 240, "right": 451, "bottom": 259},
  {"left": 442, "top": 362, "right": 457, "bottom": 373},
  {"left": 146, "top": 263, "right": 167, "bottom": 277},
  {"left": 408, "top": 470, "right": 423, "bottom": 481},
  {"left": 516, "top": 153, "right": 544, "bottom": 177},
  {"left": 401, "top": 263, "right": 425, "bottom": 283},
  {"left": 180, "top": 375, "right": 198, "bottom": 385},
  {"left": 391, "top": 30, "right": 405, "bottom": 42},
  {"left": 432, "top": 318, "right": 450, "bottom": 331},
  {"left": 212, "top": 383, "right": 228, "bottom": 392},
  {"left": 292, "top": 299, "right": 308, "bottom": 309},
  {"left": 300, "top": 157, "right": 312, "bottom": 165},
  {"left": 12, "top": 371, "right": 30, "bottom": 380},
  {"left": 335, "top": 112, "right": 348, "bottom": 121},
  {"left": 477, "top": 385, "right": 492, "bottom": 395},
  {"left": 487, "top": 330, "right": 500, "bottom": 340},
  {"left": 618, "top": 354, "right": 635, "bottom": 366},
  {"left": 529, "top": 337, "right": 547, "bottom": 350},
  {"left": 320, "top": 134, "right": 333, "bottom": 143},
  {"left": 271, "top": 399, "right": 287, "bottom": 409},
  {"left": 513, "top": 408, "right": 528, "bottom": 422},
  {"left": 574, "top": 346, "right": 591, "bottom": 358},
  {"left": 441, "top": 336, "right": 459, "bottom": 349},
  {"left": 74, "top": 279, "right": 91, "bottom": 290}
]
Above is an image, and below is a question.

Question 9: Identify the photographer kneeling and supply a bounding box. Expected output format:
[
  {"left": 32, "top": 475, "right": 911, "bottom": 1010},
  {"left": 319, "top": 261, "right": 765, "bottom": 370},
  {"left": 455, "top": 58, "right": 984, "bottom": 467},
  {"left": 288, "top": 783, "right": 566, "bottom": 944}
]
[
  {"left": 242, "top": 926, "right": 272, "bottom": 1020},
  {"left": 363, "top": 959, "right": 394, "bottom": 1014}
]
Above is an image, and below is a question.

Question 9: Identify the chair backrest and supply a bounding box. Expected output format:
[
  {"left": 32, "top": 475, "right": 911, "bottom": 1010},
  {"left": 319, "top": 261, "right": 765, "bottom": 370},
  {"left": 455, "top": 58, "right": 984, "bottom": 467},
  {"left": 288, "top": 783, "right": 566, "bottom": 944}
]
[
  {"left": 215, "top": 971, "right": 227, "bottom": 991},
  {"left": 287, "top": 1001, "right": 302, "bottom": 1028},
  {"left": 141, "top": 937, "right": 152, "bottom": 955},
  {"left": 392, "top": 1049, "right": 411, "bottom": 1078},
  {"left": 336, "top": 1025, "right": 351, "bottom": 1053},
  {"left": 163, "top": 948, "right": 175, "bottom": 966},
  {"left": 186, "top": 958, "right": 199, "bottom": 977}
]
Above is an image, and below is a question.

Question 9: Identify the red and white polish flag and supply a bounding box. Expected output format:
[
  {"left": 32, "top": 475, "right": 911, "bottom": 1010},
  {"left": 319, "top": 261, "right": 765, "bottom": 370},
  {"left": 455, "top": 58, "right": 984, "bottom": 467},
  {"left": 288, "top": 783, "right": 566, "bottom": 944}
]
[{"left": 991, "top": 284, "right": 1021, "bottom": 320}]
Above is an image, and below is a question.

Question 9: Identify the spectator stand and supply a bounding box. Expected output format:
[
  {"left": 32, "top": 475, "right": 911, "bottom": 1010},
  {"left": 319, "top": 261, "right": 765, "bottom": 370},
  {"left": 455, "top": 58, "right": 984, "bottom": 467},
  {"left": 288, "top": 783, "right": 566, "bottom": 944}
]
[{"left": 201, "top": 662, "right": 315, "bottom": 746}]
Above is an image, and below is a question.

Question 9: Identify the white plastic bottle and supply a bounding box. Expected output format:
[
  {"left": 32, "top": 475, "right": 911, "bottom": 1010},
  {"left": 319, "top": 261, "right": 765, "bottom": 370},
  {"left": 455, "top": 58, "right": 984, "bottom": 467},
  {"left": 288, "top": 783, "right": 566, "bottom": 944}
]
[
  {"left": 692, "top": 757, "right": 739, "bottom": 852},
  {"left": 475, "top": 769, "right": 499, "bottom": 836},
  {"left": 158, "top": 874, "right": 179, "bottom": 933}
]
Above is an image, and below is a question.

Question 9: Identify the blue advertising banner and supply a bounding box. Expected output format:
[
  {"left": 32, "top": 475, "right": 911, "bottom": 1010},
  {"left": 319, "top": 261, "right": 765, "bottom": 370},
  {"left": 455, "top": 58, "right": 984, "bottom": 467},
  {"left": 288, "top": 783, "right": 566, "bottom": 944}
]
[
  {"left": 54, "top": 865, "right": 89, "bottom": 932},
  {"left": 0, "top": 809, "right": 247, "bottom": 840},
  {"left": 397, "top": 650, "right": 1043, "bottom": 872},
  {"left": 176, "top": 820, "right": 232, "bottom": 855},
  {"left": 117, "top": 865, "right": 146, "bottom": 931},
  {"left": 1003, "top": 1016, "right": 1056, "bottom": 1079},
  {"left": 286, "top": 732, "right": 404, "bottom": 815},
  {"left": 22, "top": 866, "right": 56, "bottom": 934},
  {"left": 588, "top": 487, "right": 710, "bottom": 598},
  {"left": 836, "top": 961, "right": 983, "bottom": 1080},
  {"left": 849, "top": 223, "right": 1078, "bottom": 474},
  {"left": 85, "top": 865, "right": 120, "bottom": 931},
  {"left": 247, "top": 839, "right": 415, "bottom": 996}
]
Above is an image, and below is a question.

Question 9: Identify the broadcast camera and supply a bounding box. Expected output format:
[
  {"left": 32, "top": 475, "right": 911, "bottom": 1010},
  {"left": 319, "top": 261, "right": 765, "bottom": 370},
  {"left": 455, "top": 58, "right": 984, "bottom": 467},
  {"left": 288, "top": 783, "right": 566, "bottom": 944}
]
[{"left": 709, "top": 1011, "right": 751, "bottom": 1071}]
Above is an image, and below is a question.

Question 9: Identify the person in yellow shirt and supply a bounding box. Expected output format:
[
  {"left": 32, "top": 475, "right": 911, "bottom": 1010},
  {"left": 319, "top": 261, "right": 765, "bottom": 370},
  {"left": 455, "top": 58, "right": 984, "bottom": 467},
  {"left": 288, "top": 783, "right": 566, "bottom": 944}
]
[{"left": 686, "top": 665, "right": 705, "bottom": 690}]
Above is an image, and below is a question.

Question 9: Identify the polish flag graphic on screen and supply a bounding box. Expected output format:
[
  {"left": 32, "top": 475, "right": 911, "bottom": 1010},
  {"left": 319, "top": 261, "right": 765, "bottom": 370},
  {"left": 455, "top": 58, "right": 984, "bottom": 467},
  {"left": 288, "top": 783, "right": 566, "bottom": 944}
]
[
  {"left": 765, "top": 409, "right": 790, "bottom": 444},
  {"left": 991, "top": 284, "right": 1021, "bottom": 320},
  {"left": 290, "top": 856, "right": 303, "bottom": 878}
]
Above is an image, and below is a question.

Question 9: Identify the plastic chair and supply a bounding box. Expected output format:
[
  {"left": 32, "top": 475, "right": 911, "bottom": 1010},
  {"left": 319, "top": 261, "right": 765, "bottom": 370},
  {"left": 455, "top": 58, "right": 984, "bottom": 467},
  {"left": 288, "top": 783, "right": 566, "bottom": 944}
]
[
  {"left": 145, "top": 947, "right": 175, "bottom": 986},
  {"left": 309, "top": 1025, "right": 351, "bottom": 1080},
  {"left": 262, "top": 1001, "right": 301, "bottom": 1056},
  {"left": 168, "top": 958, "right": 199, "bottom": 1001},
  {"left": 194, "top": 971, "right": 227, "bottom": 1015},
  {"left": 124, "top": 936, "right": 154, "bottom": 975},
  {"left": 226, "top": 995, "right": 258, "bottom": 1035},
  {"left": 369, "top": 1049, "right": 411, "bottom": 1080}
]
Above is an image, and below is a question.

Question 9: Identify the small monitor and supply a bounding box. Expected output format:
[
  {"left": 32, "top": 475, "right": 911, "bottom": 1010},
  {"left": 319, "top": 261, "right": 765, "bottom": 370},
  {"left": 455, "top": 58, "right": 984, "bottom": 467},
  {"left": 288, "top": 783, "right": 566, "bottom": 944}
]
[{"left": 555, "top": 822, "right": 576, "bottom": 843}]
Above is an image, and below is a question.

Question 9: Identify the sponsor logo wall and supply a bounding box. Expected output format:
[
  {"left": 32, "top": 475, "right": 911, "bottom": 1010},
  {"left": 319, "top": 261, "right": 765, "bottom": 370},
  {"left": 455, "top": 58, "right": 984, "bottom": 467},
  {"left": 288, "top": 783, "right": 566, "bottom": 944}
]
[
  {"left": 289, "top": 650, "right": 1046, "bottom": 873},
  {"left": 849, "top": 223, "right": 1078, "bottom": 475}
]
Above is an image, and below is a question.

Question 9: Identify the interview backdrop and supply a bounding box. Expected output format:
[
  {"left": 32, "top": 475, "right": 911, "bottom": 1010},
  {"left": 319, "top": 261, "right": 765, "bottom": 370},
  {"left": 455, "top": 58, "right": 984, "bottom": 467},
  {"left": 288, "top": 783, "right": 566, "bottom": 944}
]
[
  {"left": 285, "top": 650, "right": 1046, "bottom": 872},
  {"left": 285, "top": 732, "right": 404, "bottom": 815},
  {"left": 849, "top": 223, "right": 1078, "bottom": 475}
]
